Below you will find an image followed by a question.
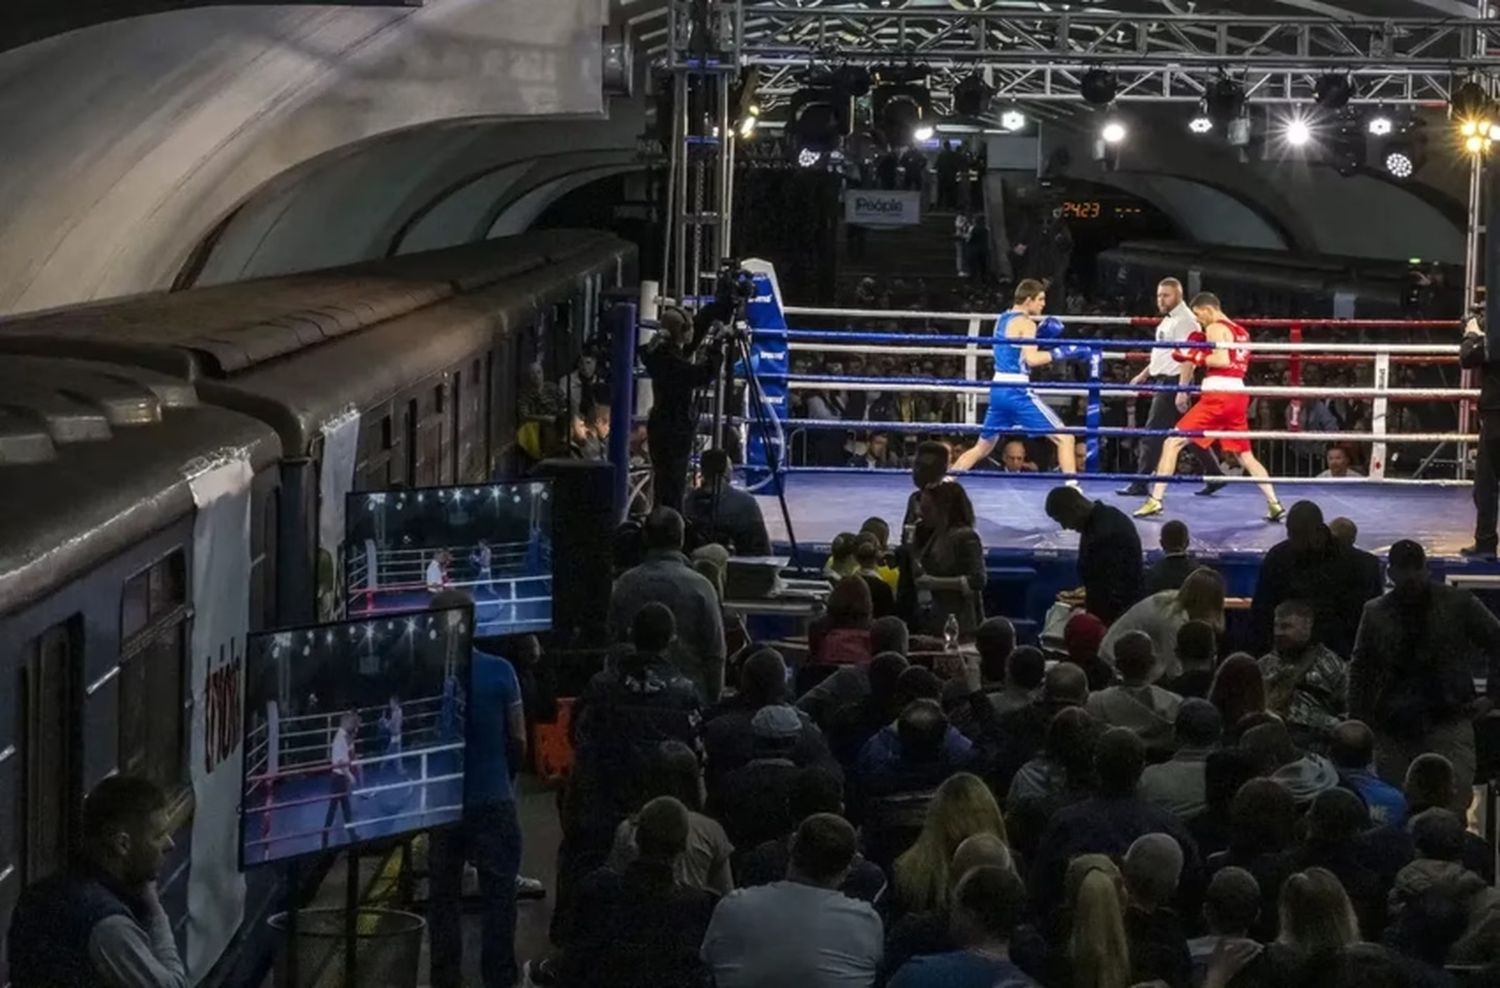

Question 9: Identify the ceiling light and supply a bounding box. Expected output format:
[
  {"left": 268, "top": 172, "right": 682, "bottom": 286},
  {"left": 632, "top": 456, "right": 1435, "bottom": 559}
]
[
  {"left": 1465, "top": 133, "right": 1488, "bottom": 155},
  {"left": 1367, "top": 114, "right": 1393, "bottom": 137},
  {"left": 1101, "top": 118, "right": 1127, "bottom": 144},
  {"left": 1384, "top": 149, "right": 1414, "bottom": 179},
  {"left": 797, "top": 148, "right": 823, "bottom": 168},
  {"left": 953, "top": 73, "right": 993, "bottom": 118},
  {"left": 1189, "top": 114, "right": 1213, "bottom": 134},
  {"left": 1285, "top": 118, "right": 1312, "bottom": 146},
  {"left": 1205, "top": 78, "right": 1245, "bottom": 126},
  {"left": 1000, "top": 108, "right": 1027, "bottom": 132},
  {"left": 1452, "top": 80, "right": 1492, "bottom": 121},
  {"left": 914, "top": 124, "right": 935, "bottom": 142}
]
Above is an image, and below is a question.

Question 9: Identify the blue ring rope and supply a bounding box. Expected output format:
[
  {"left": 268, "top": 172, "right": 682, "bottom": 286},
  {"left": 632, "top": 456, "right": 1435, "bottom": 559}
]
[
  {"left": 779, "top": 372, "right": 1198, "bottom": 393},
  {"left": 778, "top": 327, "right": 1211, "bottom": 349}
]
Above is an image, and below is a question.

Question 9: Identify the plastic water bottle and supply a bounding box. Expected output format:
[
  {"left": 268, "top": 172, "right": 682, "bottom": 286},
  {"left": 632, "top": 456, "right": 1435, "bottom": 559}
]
[{"left": 943, "top": 613, "right": 960, "bottom": 653}]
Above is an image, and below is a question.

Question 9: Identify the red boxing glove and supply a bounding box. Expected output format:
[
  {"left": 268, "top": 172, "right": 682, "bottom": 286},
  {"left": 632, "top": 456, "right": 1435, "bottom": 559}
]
[{"left": 1172, "top": 330, "right": 1209, "bottom": 366}]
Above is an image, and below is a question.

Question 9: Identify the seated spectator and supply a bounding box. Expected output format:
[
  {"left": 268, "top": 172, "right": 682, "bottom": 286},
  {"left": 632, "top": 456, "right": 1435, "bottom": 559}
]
[
  {"left": 883, "top": 835, "right": 1016, "bottom": 978},
  {"left": 1239, "top": 720, "right": 1338, "bottom": 805},
  {"left": 988, "top": 645, "right": 1044, "bottom": 721},
  {"left": 1007, "top": 706, "right": 1100, "bottom": 860},
  {"left": 1189, "top": 749, "right": 1259, "bottom": 860},
  {"left": 989, "top": 662, "right": 1091, "bottom": 793},
  {"left": 1388, "top": 808, "right": 1500, "bottom": 965},
  {"left": 557, "top": 796, "right": 718, "bottom": 988},
  {"left": 609, "top": 741, "right": 734, "bottom": 895},
  {"left": 1160, "top": 621, "right": 1218, "bottom": 699},
  {"left": 975, "top": 617, "right": 1019, "bottom": 705},
  {"left": 1145, "top": 520, "right": 1201, "bottom": 594},
  {"left": 1275, "top": 867, "right": 1362, "bottom": 969},
  {"left": 710, "top": 706, "right": 807, "bottom": 850},
  {"left": 7, "top": 776, "right": 187, "bottom": 988},
  {"left": 1280, "top": 789, "right": 1388, "bottom": 938},
  {"left": 565, "top": 603, "right": 706, "bottom": 906},
  {"left": 1404, "top": 754, "right": 1493, "bottom": 883},
  {"left": 1188, "top": 867, "right": 1262, "bottom": 987},
  {"left": 854, "top": 535, "right": 898, "bottom": 618},
  {"left": 809, "top": 575, "right": 875, "bottom": 665},
  {"left": 701, "top": 814, "right": 883, "bottom": 987},
  {"left": 1123, "top": 834, "right": 1194, "bottom": 988},
  {"left": 735, "top": 767, "right": 887, "bottom": 904},
  {"left": 608, "top": 507, "right": 726, "bottom": 703},
  {"left": 824, "top": 652, "right": 912, "bottom": 768},
  {"left": 1086, "top": 630, "right": 1184, "bottom": 754},
  {"left": 1208, "top": 654, "right": 1266, "bottom": 735},
  {"left": 1328, "top": 720, "right": 1407, "bottom": 831},
  {"left": 1063, "top": 611, "right": 1117, "bottom": 690},
  {"left": 860, "top": 517, "right": 901, "bottom": 591},
  {"left": 1031, "top": 728, "right": 1201, "bottom": 922},
  {"left": 851, "top": 432, "right": 899, "bottom": 469},
  {"left": 887, "top": 867, "right": 1036, "bottom": 988},
  {"left": 1101, "top": 568, "right": 1226, "bottom": 682},
  {"left": 799, "top": 617, "right": 910, "bottom": 726},
  {"left": 1259, "top": 599, "right": 1347, "bottom": 751},
  {"left": 1140, "top": 699, "right": 1223, "bottom": 820},
  {"left": 1054, "top": 855, "right": 1133, "bottom": 988},
  {"left": 891, "top": 773, "right": 1009, "bottom": 920},
  {"left": 824, "top": 531, "right": 860, "bottom": 579},
  {"left": 912, "top": 481, "right": 987, "bottom": 636},
  {"left": 856, "top": 698, "right": 977, "bottom": 797},
  {"left": 1319, "top": 444, "right": 1364, "bottom": 479},
  {"left": 707, "top": 648, "right": 836, "bottom": 783},
  {"left": 998, "top": 439, "right": 1040, "bottom": 473},
  {"left": 1328, "top": 516, "right": 1358, "bottom": 550}
]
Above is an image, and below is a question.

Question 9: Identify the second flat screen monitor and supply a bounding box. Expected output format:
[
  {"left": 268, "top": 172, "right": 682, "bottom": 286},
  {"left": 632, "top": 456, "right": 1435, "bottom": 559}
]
[{"left": 346, "top": 481, "right": 553, "bottom": 638}]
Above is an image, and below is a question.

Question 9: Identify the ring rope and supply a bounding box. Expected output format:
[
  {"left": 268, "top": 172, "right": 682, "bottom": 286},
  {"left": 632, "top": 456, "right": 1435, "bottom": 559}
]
[
  {"left": 774, "top": 329, "right": 1461, "bottom": 354},
  {"left": 781, "top": 305, "right": 1460, "bottom": 330},
  {"left": 780, "top": 373, "right": 1475, "bottom": 400},
  {"left": 789, "top": 341, "right": 1459, "bottom": 365},
  {"left": 780, "top": 417, "right": 1475, "bottom": 444},
  {"left": 766, "top": 464, "right": 1474, "bottom": 488}
]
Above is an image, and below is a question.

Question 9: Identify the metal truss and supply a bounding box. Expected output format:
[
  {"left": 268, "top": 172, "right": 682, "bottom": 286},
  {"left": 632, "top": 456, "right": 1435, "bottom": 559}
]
[{"left": 708, "top": 7, "right": 1500, "bottom": 108}]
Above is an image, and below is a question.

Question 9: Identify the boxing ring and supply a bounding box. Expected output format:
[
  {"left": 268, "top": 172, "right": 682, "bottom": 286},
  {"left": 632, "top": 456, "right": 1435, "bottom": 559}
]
[
  {"left": 665, "top": 263, "right": 1500, "bottom": 626},
  {"left": 347, "top": 537, "right": 552, "bottom": 636},
  {"left": 241, "top": 692, "right": 467, "bottom": 864}
]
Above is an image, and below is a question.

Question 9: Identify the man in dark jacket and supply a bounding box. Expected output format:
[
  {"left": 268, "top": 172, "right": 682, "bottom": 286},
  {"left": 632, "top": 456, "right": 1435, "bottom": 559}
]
[
  {"left": 1249, "top": 500, "right": 1383, "bottom": 657},
  {"left": 1459, "top": 315, "right": 1500, "bottom": 556},
  {"left": 642, "top": 304, "right": 724, "bottom": 511},
  {"left": 1045, "top": 486, "right": 1144, "bottom": 623},
  {"left": 1144, "top": 520, "right": 1200, "bottom": 595},
  {"left": 898, "top": 442, "right": 953, "bottom": 622},
  {"left": 704, "top": 648, "right": 838, "bottom": 789},
  {"left": 9, "top": 777, "right": 186, "bottom": 988},
  {"left": 683, "top": 447, "right": 771, "bottom": 556},
  {"left": 1349, "top": 539, "right": 1500, "bottom": 814}
]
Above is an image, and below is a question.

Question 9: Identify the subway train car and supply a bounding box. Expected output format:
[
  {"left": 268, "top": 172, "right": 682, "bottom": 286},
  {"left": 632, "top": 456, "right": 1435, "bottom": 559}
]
[{"left": 0, "top": 230, "right": 636, "bottom": 985}]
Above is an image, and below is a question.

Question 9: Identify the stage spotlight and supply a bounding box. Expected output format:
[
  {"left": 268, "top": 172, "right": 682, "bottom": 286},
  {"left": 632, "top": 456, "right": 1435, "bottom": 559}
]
[
  {"left": 1384, "top": 148, "right": 1414, "bottom": 179},
  {"left": 1227, "top": 116, "right": 1253, "bottom": 147},
  {"left": 1367, "top": 113, "right": 1394, "bottom": 137},
  {"left": 797, "top": 147, "right": 823, "bottom": 168},
  {"left": 832, "top": 65, "right": 871, "bottom": 99},
  {"left": 1451, "top": 80, "right": 1491, "bottom": 121},
  {"left": 1000, "top": 107, "right": 1028, "bottom": 132},
  {"left": 914, "top": 124, "right": 935, "bottom": 142},
  {"left": 875, "top": 83, "right": 933, "bottom": 146},
  {"left": 738, "top": 114, "right": 757, "bottom": 140},
  {"left": 1315, "top": 73, "right": 1354, "bottom": 109},
  {"left": 1189, "top": 112, "right": 1213, "bottom": 135},
  {"left": 953, "top": 73, "right": 993, "bottom": 119},
  {"left": 1081, "top": 69, "right": 1117, "bottom": 106},
  {"left": 788, "top": 86, "right": 850, "bottom": 153},
  {"left": 1101, "top": 117, "right": 1127, "bottom": 144},
  {"left": 1205, "top": 77, "right": 1245, "bottom": 126},
  {"left": 1465, "top": 133, "right": 1489, "bottom": 155},
  {"left": 1285, "top": 117, "right": 1312, "bottom": 147}
]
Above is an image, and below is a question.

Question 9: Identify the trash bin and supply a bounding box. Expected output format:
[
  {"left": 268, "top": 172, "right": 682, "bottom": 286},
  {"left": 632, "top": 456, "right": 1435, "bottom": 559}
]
[{"left": 268, "top": 907, "right": 424, "bottom": 988}]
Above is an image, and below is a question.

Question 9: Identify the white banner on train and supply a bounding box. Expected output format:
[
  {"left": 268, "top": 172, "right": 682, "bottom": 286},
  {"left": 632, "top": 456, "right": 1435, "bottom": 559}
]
[
  {"left": 187, "top": 457, "right": 253, "bottom": 979},
  {"left": 316, "top": 409, "right": 361, "bottom": 621},
  {"left": 845, "top": 191, "right": 922, "bottom": 227}
]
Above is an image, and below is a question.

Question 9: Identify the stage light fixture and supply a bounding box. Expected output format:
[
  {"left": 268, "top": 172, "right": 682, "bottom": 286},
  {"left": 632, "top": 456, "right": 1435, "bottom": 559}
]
[
  {"left": 787, "top": 86, "right": 850, "bottom": 153},
  {"left": 953, "top": 72, "right": 993, "bottom": 119},
  {"left": 1189, "top": 112, "right": 1213, "bottom": 135},
  {"left": 1081, "top": 69, "right": 1117, "bottom": 106},
  {"left": 832, "top": 65, "right": 872, "bottom": 99},
  {"left": 1465, "top": 133, "right": 1487, "bottom": 154},
  {"left": 1452, "top": 80, "right": 1492, "bottom": 121},
  {"left": 1314, "top": 73, "right": 1354, "bottom": 109},
  {"left": 797, "top": 147, "right": 823, "bottom": 168},
  {"left": 1285, "top": 117, "right": 1312, "bottom": 147},
  {"left": 1205, "top": 78, "right": 1245, "bottom": 126},
  {"left": 875, "top": 83, "right": 933, "bottom": 146},
  {"left": 914, "top": 124, "right": 935, "bottom": 142},
  {"left": 1101, "top": 117, "right": 1127, "bottom": 144},
  {"left": 1367, "top": 113, "right": 1393, "bottom": 137},
  {"left": 1384, "top": 149, "right": 1414, "bottom": 179},
  {"left": 1000, "top": 107, "right": 1027, "bottom": 132},
  {"left": 1227, "top": 116, "right": 1253, "bottom": 147}
]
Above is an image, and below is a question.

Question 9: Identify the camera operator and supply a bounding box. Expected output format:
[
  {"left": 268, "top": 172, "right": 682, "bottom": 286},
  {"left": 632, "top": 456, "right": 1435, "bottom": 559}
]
[
  {"left": 1460, "top": 312, "right": 1500, "bottom": 557},
  {"left": 643, "top": 301, "right": 730, "bottom": 511}
]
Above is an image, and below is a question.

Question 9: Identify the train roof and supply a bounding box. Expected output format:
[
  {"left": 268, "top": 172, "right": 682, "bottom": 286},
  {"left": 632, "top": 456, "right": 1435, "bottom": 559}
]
[{"left": 0, "top": 356, "right": 280, "bottom": 616}]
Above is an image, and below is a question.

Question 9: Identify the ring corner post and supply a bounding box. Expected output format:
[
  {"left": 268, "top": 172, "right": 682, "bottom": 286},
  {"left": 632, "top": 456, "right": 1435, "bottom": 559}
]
[
  {"left": 1084, "top": 351, "right": 1102, "bottom": 473},
  {"left": 609, "top": 302, "right": 639, "bottom": 523}
]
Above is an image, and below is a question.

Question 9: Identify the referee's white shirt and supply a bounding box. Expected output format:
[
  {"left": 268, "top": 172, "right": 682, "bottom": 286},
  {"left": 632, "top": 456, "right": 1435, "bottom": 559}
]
[{"left": 1147, "top": 302, "right": 1201, "bottom": 377}]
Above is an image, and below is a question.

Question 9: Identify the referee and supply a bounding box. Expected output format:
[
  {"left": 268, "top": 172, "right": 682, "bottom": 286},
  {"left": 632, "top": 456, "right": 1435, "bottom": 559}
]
[{"left": 1118, "top": 277, "right": 1226, "bottom": 497}]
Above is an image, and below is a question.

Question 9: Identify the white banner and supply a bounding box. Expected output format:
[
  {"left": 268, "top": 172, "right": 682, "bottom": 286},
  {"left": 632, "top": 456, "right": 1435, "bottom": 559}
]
[
  {"left": 845, "top": 190, "right": 922, "bottom": 227},
  {"left": 187, "top": 457, "right": 253, "bottom": 980},
  {"left": 316, "top": 410, "right": 361, "bottom": 622}
]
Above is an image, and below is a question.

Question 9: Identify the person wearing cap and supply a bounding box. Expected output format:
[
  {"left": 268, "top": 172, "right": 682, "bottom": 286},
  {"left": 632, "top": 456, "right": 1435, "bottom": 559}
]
[
  {"left": 1350, "top": 538, "right": 1500, "bottom": 814},
  {"left": 708, "top": 705, "right": 808, "bottom": 850},
  {"left": 704, "top": 648, "right": 839, "bottom": 791}
]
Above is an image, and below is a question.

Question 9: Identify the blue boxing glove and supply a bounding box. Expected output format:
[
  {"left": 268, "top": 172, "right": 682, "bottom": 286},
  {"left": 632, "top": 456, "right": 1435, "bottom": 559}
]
[
  {"left": 1036, "top": 315, "right": 1066, "bottom": 339},
  {"left": 1049, "top": 342, "right": 1092, "bottom": 362}
]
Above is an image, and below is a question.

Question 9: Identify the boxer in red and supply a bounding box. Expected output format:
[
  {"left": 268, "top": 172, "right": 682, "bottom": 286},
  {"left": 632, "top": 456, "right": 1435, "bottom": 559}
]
[{"left": 1135, "top": 292, "right": 1285, "bottom": 522}]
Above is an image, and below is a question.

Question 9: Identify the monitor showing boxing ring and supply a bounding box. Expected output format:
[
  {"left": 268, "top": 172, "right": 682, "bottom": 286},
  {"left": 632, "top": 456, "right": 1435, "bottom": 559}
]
[
  {"left": 239, "top": 606, "right": 473, "bottom": 867},
  {"left": 344, "top": 481, "right": 554, "bottom": 638}
]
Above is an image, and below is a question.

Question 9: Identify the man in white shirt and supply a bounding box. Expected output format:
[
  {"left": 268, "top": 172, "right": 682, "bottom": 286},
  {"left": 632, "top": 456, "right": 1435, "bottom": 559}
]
[
  {"left": 323, "top": 710, "right": 361, "bottom": 847},
  {"left": 425, "top": 550, "right": 450, "bottom": 594},
  {"left": 1318, "top": 444, "right": 1364, "bottom": 478},
  {"left": 1119, "top": 278, "right": 1226, "bottom": 497},
  {"left": 702, "top": 813, "right": 882, "bottom": 987}
]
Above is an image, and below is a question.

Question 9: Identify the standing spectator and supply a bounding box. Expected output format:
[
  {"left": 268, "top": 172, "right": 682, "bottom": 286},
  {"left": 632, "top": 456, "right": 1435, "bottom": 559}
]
[
  {"left": 1349, "top": 539, "right": 1500, "bottom": 814},
  {"left": 701, "top": 815, "right": 883, "bottom": 987},
  {"left": 683, "top": 448, "right": 771, "bottom": 556},
  {"left": 1086, "top": 631, "right": 1184, "bottom": 754},
  {"left": 553, "top": 797, "right": 718, "bottom": 988},
  {"left": 1459, "top": 315, "right": 1500, "bottom": 556},
  {"left": 429, "top": 594, "right": 528, "bottom": 988},
  {"left": 608, "top": 508, "right": 726, "bottom": 703},
  {"left": 8, "top": 777, "right": 186, "bottom": 988},
  {"left": 560, "top": 346, "right": 603, "bottom": 426},
  {"left": 886, "top": 867, "right": 1036, "bottom": 988},
  {"left": 1249, "top": 500, "right": 1383, "bottom": 658},
  {"left": 1144, "top": 520, "right": 1201, "bottom": 594},
  {"left": 1160, "top": 621, "right": 1218, "bottom": 698},
  {"left": 901, "top": 145, "right": 928, "bottom": 192},
  {"left": 1139, "top": 699, "right": 1223, "bottom": 820},
  {"left": 1101, "top": 568, "right": 1226, "bottom": 682},
  {"left": 898, "top": 442, "right": 953, "bottom": 619},
  {"left": 1045, "top": 486, "right": 1145, "bottom": 624},
  {"left": 643, "top": 307, "right": 721, "bottom": 511},
  {"left": 912, "top": 481, "right": 987, "bottom": 636},
  {"left": 1327, "top": 720, "right": 1407, "bottom": 831},
  {"left": 1259, "top": 599, "right": 1348, "bottom": 750},
  {"left": 965, "top": 214, "right": 991, "bottom": 284},
  {"left": 935, "top": 141, "right": 962, "bottom": 209}
]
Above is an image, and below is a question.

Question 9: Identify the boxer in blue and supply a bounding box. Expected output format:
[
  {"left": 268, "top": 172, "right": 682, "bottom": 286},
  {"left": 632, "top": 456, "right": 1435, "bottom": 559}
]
[{"left": 953, "top": 278, "right": 1087, "bottom": 476}]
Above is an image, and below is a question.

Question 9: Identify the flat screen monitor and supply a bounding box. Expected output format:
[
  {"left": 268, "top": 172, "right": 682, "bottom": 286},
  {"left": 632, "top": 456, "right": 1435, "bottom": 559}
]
[
  {"left": 239, "top": 606, "right": 473, "bottom": 867},
  {"left": 344, "top": 481, "right": 553, "bottom": 637}
]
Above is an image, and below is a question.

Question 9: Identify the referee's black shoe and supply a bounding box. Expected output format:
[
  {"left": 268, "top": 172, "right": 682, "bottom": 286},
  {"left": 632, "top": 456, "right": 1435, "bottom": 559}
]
[
  {"left": 1194, "top": 480, "right": 1227, "bottom": 497},
  {"left": 1116, "top": 484, "right": 1149, "bottom": 497}
]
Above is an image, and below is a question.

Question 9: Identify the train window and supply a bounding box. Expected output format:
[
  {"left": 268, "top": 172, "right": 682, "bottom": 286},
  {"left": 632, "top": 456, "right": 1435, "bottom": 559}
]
[
  {"left": 405, "top": 399, "right": 418, "bottom": 486},
  {"left": 434, "top": 383, "right": 445, "bottom": 415},
  {"left": 21, "top": 618, "right": 80, "bottom": 884},
  {"left": 381, "top": 415, "right": 393, "bottom": 451},
  {"left": 119, "top": 549, "right": 189, "bottom": 792},
  {"left": 121, "top": 571, "right": 148, "bottom": 640}
]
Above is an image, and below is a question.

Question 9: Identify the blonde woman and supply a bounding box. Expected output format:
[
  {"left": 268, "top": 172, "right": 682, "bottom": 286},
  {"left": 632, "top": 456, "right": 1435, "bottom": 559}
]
[
  {"left": 892, "top": 773, "right": 1008, "bottom": 918},
  {"left": 1278, "top": 867, "right": 1360, "bottom": 955},
  {"left": 1100, "top": 567, "right": 1226, "bottom": 681},
  {"left": 1066, "top": 855, "right": 1132, "bottom": 988}
]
